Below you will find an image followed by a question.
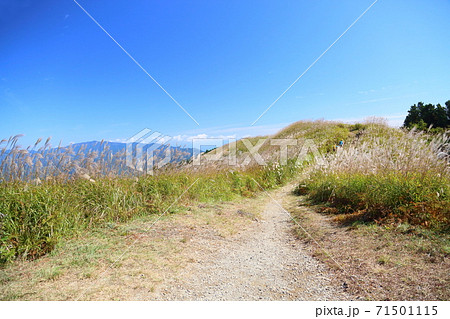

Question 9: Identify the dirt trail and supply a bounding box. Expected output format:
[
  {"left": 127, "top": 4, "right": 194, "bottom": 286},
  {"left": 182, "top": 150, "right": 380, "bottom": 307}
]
[
  {"left": 156, "top": 184, "right": 350, "bottom": 301},
  {"left": 0, "top": 183, "right": 351, "bottom": 300}
]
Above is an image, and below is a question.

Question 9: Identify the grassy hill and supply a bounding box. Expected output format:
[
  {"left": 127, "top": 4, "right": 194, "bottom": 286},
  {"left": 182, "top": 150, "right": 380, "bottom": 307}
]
[{"left": 1, "top": 120, "right": 448, "bottom": 265}]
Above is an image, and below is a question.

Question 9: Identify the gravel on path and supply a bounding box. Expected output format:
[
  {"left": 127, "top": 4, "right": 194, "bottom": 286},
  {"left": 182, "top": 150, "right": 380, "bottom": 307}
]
[{"left": 156, "top": 185, "right": 350, "bottom": 301}]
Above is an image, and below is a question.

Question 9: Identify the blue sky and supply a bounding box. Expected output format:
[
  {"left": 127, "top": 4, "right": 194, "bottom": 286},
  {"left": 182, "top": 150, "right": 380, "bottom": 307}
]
[{"left": 1, "top": 0, "right": 449, "bottom": 147}]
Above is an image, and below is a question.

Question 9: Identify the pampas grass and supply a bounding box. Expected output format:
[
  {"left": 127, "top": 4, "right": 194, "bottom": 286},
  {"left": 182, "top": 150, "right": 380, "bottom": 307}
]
[
  {"left": 0, "top": 135, "right": 302, "bottom": 263},
  {"left": 304, "top": 123, "right": 450, "bottom": 230},
  {"left": 0, "top": 137, "right": 136, "bottom": 184}
]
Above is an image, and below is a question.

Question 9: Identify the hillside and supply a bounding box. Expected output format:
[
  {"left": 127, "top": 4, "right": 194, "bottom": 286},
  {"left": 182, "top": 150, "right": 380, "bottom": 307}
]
[{"left": 1, "top": 119, "right": 449, "bottom": 300}]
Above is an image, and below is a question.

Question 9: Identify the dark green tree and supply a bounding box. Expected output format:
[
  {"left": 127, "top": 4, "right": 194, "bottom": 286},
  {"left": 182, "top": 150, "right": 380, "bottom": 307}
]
[
  {"left": 446, "top": 100, "right": 450, "bottom": 122},
  {"left": 419, "top": 103, "right": 435, "bottom": 126},
  {"left": 403, "top": 104, "right": 420, "bottom": 128},
  {"left": 434, "top": 104, "right": 448, "bottom": 128},
  {"left": 403, "top": 100, "right": 449, "bottom": 129}
]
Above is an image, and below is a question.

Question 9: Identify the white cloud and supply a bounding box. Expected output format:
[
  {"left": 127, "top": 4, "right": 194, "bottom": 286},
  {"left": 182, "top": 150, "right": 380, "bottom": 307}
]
[
  {"left": 330, "top": 114, "right": 406, "bottom": 128},
  {"left": 208, "top": 123, "right": 287, "bottom": 136},
  {"left": 357, "top": 89, "right": 376, "bottom": 95},
  {"left": 109, "top": 138, "right": 128, "bottom": 143},
  {"left": 171, "top": 133, "right": 237, "bottom": 143},
  {"left": 358, "top": 97, "right": 396, "bottom": 104},
  {"left": 168, "top": 122, "right": 287, "bottom": 144}
]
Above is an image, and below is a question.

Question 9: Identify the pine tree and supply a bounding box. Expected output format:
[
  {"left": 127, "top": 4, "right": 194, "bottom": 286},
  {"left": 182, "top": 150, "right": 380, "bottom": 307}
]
[
  {"left": 403, "top": 100, "right": 449, "bottom": 129},
  {"left": 403, "top": 104, "right": 420, "bottom": 128},
  {"left": 446, "top": 100, "right": 450, "bottom": 123},
  {"left": 434, "top": 104, "right": 448, "bottom": 128}
]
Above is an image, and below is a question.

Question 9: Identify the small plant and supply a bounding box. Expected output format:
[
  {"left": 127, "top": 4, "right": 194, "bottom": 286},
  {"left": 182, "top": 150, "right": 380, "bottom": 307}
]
[
  {"left": 376, "top": 255, "right": 390, "bottom": 265},
  {"left": 37, "top": 266, "right": 63, "bottom": 281}
]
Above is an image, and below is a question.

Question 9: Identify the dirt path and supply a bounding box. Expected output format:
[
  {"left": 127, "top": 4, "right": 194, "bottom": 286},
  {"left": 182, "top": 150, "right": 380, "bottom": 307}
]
[
  {"left": 3, "top": 182, "right": 445, "bottom": 300},
  {"left": 156, "top": 184, "right": 349, "bottom": 301},
  {"left": 1, "top": 183, "right": 352, "bottom": 300}
]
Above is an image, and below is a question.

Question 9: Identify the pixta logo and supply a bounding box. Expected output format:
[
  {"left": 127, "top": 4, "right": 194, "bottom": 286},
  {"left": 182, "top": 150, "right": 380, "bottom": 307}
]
[
  {"left": 125, "top": 129, "right": 172, "bottom": 175},
  {"left": 126, "top": 128, "right": 326, "bottom": 173}
]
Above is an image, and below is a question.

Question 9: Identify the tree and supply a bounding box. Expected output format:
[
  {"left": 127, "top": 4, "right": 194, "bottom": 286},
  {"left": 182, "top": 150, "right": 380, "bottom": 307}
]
[
  {"left": 434, "top": 104, "right": 448, "bottom": 128},
  {"left": 419, "top": 103, "right": 435, "bottom": 126},
  {"left": 403, "top": 104, "right": 420, "bottom": 128},
  {"left": 446, "top": 100, "right": 450, "bottom": 122},
  {"left": 403, "top": 100, "right": 449, "bottom": 129}
]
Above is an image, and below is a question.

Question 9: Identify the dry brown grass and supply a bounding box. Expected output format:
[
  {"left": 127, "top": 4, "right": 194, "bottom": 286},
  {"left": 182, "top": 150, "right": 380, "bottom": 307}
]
[
  {"left": 287, "top": 194, "right": 450, "bottom": 300},
  {"left": 318, "top": 125, "right": 449, "bottom": 177},
  {"left": 304, "top": 122, "right": 450, "bottom": 229},
  {"left": 0, "top": 136, "right": 135, "bottom": 184},
  {"left": 0, "top": 195, "right": 264, "bottom": 300}
]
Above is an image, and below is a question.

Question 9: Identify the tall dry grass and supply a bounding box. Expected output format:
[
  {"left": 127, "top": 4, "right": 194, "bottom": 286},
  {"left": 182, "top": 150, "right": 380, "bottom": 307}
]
[
  {"left": 324, "top": 127, "right": 448, "bottom": 176},
  {"left": 0, "top": 135, "right": 303, "bottom": 263},
  {"left": 303, "top": 124, "right": 450, "bottom": 230},
  {"left": 0, "top": 136, "right": 131, "bottom": 184},
  {"left": 0, "top": 120, "right": 384, "bottom": 263}
]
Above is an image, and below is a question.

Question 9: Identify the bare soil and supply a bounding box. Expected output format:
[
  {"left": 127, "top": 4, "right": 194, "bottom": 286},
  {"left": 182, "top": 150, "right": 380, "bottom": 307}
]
[{"left": 154, "top": 184, "right": 350, "bottom": 300}]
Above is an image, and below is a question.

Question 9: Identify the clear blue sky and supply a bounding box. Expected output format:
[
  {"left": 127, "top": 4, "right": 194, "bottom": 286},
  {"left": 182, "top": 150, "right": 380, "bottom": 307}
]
[{"left": 1, "top": 0, "right": 449, "bottom": 146}]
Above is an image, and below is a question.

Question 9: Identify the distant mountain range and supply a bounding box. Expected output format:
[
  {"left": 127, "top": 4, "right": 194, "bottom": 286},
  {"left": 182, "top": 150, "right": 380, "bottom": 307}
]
[
  {"left": 0, "top": 140, "right": 199, "bottom": 171},
  {"left": 60, "top": 141, "right": 200, "bottom": 165},
  {"left": 68, "top": 140, "right": 195, "bottom": 156},
  {"left": 1, "top": 140, "right": 219, "bottom": 174}
]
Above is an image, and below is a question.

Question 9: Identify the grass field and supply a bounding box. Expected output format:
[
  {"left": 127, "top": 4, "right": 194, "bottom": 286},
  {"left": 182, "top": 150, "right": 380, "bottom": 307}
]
[
  {"left": 1, "top": 120, "right": 448, "bottom": 278},
  {"left": 0, "top": 151, "right": 300, "bottom": 264},
  {"left": 298, "top": 122, "right": 449, "bottom": 232}
]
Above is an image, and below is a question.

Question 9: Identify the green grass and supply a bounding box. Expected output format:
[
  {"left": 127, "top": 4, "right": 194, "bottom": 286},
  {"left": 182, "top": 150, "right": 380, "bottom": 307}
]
[
  {"left": 307, "top": 172, "right": 449, "bottom": 229},
  {"left": 301, "top": 124, "right": 450, "bottom": 232},
  {"left": 5, "top": 118, "right": 445, "bottom": 265},
  {"left": 272, "top": 120, "right": 356, "bottom": 152},
  {"left": 0, "top": 158, "right": 301, "bottom": 264},
  {"left": 1, "top": 120, "right": 347, "bottom": 263},
  {"left": 37, "top": 266, "right": 63, "bottom": 281}
]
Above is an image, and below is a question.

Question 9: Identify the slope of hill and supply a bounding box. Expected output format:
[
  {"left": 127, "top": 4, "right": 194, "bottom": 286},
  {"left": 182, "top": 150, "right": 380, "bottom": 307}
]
[{"left": 1, "top": 119, "right": 449, "bottom": 300}]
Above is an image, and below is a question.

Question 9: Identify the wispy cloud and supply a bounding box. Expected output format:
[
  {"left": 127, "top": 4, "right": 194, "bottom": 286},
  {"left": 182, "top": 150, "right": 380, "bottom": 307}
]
[
  {"left": 212, "top": 123, "right": 287, "bottom": 135},
  {"left": 108, "top": 138, "right": 128, "bottom": 143},
  {"left": 330, "top": 114, "right": 406, "bottom": 127},
  {"left": 347, "top": 93, "right": 420, "bottom": 106},
  {"left": 358, "top": 96, "right": 396, "bottom": 104},
  {"left": 357, "top": 89, "right": 377, "bottom": 95},
  {"left": 108, "top": 123, "right": 287, "bottom": 146},
  {"left": 172, "top": 133, "right": 237, "bottom": 143}
]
